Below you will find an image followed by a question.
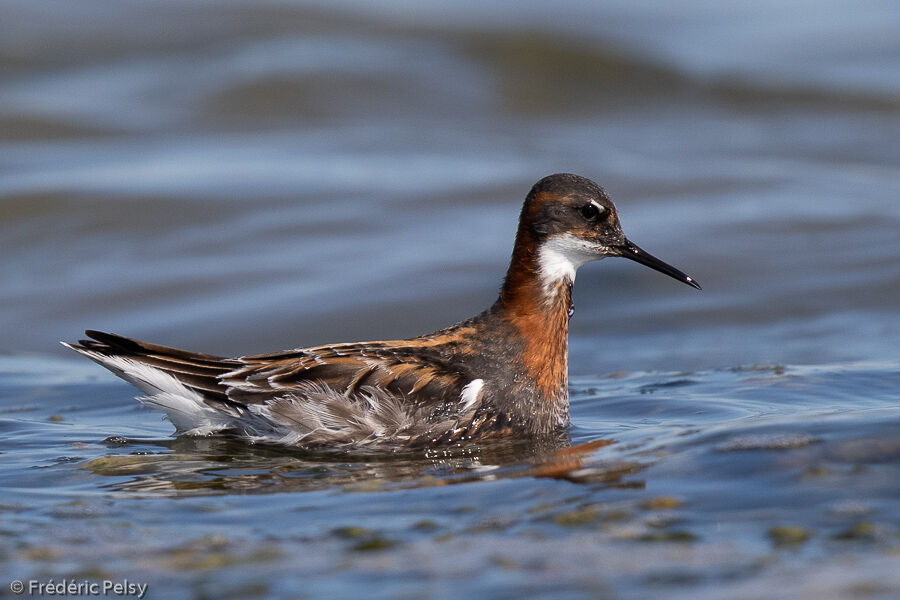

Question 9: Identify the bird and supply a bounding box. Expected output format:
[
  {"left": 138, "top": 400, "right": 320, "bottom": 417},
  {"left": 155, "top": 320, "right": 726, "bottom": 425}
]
[{"left": 64, "top": 173, "right": 700, "bottom": 450}]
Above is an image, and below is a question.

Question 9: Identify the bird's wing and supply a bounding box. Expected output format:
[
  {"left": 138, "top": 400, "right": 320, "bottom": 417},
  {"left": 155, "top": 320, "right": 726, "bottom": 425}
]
[
  {"left": 65, "top": 330, "right": 474, "bottom": 409},
  {"left": 224, "top": 338, "right": 471, "bottom": 408},
  {"left": 63, "top": 330, "right": 493, "bottom": 445}
]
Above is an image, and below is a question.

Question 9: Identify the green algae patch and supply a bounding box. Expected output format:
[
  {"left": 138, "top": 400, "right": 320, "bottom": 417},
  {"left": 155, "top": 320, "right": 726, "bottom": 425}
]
[
  {"left": 332, "top": 525, "right": 396, "bottom": 551},
  {"left": 802, "top": 465, "right": 833, "bottom": 478},
  {"left": 332, "top": 526, "right": 374, "bottom": 539},
  {"left": 639, "top": 530, "right": 697, "bottom": 543},
  {"left": 20, "top": 545, "right": 62, "bottom": 561},
  {"left": 768, "top": 525, "right": 811, "bottom": 546},
  {"left": 413, "top": 519, "right": 440, "bottom": 531},
  {"left": 641, "top": 496, "right": 683, "bottom": 510},
  {"left": 85, "top": 454, "right": 180, "bottom": 476},
  {"left": 350, "top": 536, "right": 395, "bottom": 552},
  {"left": 833, "top": 522, "right": 881, "bottom": 541},
  {"left": 553, "top": 507, "right": 601, "bottom": 527},
  {"left": 162, "top": 536, "right": 284, "bottom": 571}
]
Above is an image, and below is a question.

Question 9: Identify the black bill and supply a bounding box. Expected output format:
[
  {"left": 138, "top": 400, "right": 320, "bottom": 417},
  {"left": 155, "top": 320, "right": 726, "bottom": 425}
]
[{"left": 618, "top": 238, "right": 701, "bottom": 290}]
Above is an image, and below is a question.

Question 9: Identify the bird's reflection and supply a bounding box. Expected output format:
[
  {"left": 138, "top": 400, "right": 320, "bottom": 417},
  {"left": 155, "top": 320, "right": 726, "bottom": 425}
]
[{"left": 86, "top": 433, "right": 645, "bottom": 496}]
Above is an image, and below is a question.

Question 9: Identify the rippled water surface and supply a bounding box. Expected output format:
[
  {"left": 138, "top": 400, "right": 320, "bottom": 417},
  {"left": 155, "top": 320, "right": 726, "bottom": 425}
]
[{"left": 2, "top": 1, "right": 899, "bottom": 598}]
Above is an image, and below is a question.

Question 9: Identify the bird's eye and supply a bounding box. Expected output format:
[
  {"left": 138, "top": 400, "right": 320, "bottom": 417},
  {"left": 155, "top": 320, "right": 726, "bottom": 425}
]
[{"left": 580, "top": 203, "right": 602, "bottom": 220}]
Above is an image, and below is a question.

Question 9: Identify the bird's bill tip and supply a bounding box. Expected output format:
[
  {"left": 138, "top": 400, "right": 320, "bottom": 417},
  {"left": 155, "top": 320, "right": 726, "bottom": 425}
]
[{"left": 620, "top": 238, "right": 701, "bottom": 290}]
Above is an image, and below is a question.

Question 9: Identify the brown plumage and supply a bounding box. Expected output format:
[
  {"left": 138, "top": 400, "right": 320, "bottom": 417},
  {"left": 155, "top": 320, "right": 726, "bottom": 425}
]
[{"left": 64, "top": 173, "right": 700, "bottom": 449}]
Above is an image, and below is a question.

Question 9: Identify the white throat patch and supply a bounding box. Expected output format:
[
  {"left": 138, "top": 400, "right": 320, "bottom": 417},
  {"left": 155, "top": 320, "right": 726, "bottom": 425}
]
[{"left": 537, "top": 233, "right": 604, "bottom": 292}]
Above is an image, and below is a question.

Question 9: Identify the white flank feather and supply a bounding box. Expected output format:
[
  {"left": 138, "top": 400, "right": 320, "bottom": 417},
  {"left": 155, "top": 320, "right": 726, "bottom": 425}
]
[{"left": 459, "top": 378, "right": 484, "bottom": 412}]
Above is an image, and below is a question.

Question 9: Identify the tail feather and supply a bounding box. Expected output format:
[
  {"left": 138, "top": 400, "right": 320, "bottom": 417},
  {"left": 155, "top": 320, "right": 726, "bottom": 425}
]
[
  {"left": 64, "top": 331, "right": 238, "bottom": 400},
  {"left": 83, "top": 329, "right": 227, "bottom": 365},
  {"left": 62, "top": 330, "right": 244, "bottom": 434}
]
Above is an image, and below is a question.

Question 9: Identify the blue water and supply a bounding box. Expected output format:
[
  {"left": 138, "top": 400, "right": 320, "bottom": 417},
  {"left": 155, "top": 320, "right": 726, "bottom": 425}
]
[
  {"left": 2, "top": 357, "right": 898, "bottom": 599},
  {"left": 2, "top": 1, "right": 899, "bottom": 598}
]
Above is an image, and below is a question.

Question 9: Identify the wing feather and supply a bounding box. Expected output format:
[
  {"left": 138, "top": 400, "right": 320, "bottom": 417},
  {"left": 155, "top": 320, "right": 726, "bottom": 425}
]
[{"left": 223, "top": 341, "right": 470, "bottom": 409}]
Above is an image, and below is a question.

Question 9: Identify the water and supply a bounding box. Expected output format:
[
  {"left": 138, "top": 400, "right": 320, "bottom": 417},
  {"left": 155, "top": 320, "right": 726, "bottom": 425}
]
[
  {"left": 3, "top": 358, "right": 899, "bottom": 598},
  {"left": 2, "top": 1, "right": 899, "bottom": 598}
]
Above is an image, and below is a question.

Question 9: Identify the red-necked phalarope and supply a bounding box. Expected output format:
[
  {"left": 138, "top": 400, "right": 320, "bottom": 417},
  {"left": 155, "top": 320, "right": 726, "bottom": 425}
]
[{"left": 64, "top": 173, "right": 700, "bottom": 449}]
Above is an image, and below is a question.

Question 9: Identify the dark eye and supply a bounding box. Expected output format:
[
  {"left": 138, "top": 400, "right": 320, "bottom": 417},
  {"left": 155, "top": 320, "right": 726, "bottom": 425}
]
[{"left": 580, "top": 203, "right": 601, "bottom": 220}]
